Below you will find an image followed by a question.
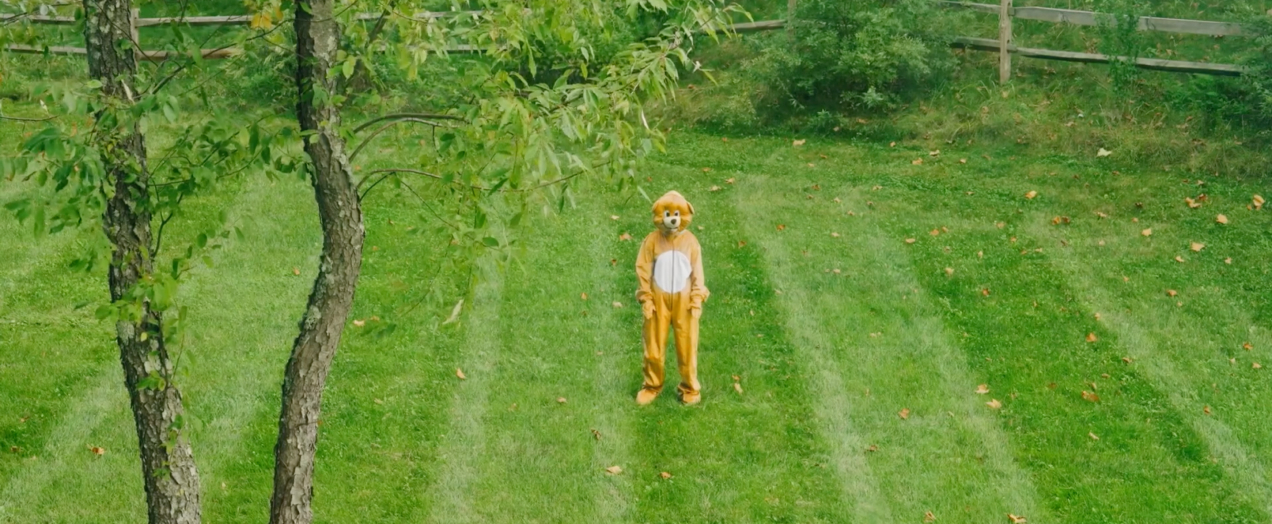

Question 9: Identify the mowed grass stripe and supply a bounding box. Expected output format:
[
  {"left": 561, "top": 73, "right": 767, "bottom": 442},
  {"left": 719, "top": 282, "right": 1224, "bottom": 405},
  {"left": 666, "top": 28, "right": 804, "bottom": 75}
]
[
  {"left": 615, "top": 165, "right": 847, "bottom": 523},
  {"left": 455, "top": 194, "right": 636, "bottom": 523},
  {"left": 901, "top": 214, "right": 1262, "bottom": 523},
  {"left": 1025, "top": 217, "right": 1272, "bottom": 516},
  {"left": 735, "top": 176, "right": 1043, "bottom": 523},
  {"left": 426, "top": 265, "right": 503, "bottom": 524}
]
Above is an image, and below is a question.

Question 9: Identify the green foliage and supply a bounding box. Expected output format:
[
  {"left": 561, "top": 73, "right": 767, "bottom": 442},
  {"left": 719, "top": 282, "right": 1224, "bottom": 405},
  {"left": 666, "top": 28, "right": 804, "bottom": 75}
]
[
  {"left": 1095, "top": 0, "right": 1148, "bottom": 93},
  {"left": 748, "top": 0, "right": 953, "bottom": 114}
]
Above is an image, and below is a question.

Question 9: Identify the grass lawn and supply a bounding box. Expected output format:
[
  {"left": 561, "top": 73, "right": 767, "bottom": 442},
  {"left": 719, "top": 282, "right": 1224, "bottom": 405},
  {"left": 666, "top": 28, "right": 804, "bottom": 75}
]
[{"left": 2, "top": 122, "right": 1272, "bottom": 523}]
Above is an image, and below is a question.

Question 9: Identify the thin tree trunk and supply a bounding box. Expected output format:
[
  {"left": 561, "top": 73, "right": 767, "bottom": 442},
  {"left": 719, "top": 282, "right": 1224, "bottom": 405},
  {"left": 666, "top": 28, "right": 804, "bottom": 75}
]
[
  {"left": 83, "top": 1, "right": 202, "bottom": 523},
  {"left": 269, "top": 0, "right": 365, "bottom": 522}
]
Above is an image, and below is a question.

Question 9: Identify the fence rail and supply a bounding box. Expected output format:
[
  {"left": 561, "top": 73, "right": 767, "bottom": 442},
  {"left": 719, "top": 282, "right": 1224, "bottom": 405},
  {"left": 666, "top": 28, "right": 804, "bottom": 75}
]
[{"left": 1, "top": 2, "right": 1251, "bottom": 77}]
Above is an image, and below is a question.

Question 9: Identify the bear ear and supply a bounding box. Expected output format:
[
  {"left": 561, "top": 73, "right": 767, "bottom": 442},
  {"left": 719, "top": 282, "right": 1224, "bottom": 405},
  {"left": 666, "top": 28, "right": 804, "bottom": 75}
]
[{"left": 687, "top": 201, "right": 695, "bottom": 216}]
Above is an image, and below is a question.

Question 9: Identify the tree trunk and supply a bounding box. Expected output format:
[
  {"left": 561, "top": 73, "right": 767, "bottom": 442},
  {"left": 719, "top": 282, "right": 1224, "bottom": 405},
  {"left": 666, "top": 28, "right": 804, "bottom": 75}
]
[
  {"left": 269, "top": 0, "right": 365, "bottom": 523},
  {"left": 83, "top": 1, "right": 202, "bottom": 523}
]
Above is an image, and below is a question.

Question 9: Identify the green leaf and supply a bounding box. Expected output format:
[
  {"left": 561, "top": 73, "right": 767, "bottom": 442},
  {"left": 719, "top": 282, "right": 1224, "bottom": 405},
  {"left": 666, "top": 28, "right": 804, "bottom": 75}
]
[
  {"left": 481, "top": 236, "right": 500, "bottom": 247},
  {"left": 94, "top": 304, "right": 114, "bottom": 320},
  {"left": 342, "top": 57, "right": 357, "bottom": 79}
]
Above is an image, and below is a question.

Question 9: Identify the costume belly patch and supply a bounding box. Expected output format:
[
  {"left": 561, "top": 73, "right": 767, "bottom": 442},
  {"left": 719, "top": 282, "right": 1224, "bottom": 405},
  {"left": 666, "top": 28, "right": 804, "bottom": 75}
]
[{"left": 653, "top": 250, "right": 692, "bottom": 293}]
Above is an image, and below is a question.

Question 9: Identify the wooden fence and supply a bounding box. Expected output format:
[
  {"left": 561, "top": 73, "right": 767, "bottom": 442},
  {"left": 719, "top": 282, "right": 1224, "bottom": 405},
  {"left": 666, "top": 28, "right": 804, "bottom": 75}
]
[{"left": 1, "top": 2, "right": 1252, "bottom": 77}]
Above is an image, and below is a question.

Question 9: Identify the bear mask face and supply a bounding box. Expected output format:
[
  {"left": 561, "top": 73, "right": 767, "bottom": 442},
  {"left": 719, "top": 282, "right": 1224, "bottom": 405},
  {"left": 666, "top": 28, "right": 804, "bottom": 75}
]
[{"left": 652, "top": 191, "right": 694, "bottom": 234}]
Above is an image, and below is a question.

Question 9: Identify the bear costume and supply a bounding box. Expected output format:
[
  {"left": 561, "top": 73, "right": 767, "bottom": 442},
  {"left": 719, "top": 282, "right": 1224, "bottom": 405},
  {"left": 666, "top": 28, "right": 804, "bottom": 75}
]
[{"left": 635, "top": 191, "right": 709, "bottom": 405}]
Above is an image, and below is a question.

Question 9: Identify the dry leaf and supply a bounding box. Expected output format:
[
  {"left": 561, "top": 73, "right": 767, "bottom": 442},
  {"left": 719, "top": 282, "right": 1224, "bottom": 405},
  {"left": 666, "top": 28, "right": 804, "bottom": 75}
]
[
  {"left": 944, "top": 267, "right": 955, "bottom": 277},
  {"left": 443, "top": 299, "right": 464, "bottom": 325},
  {"left": 352, "top": 319, "right": 366, "bottom": 327},
  {"left": 456, "top": 368, "right": 466, "bottom": 380},
  {"left": 610, "top": 258, "right": 618, "bottom": 266},
  {"left": 733, "top": 382, "right": 744, "bottom": 395},
  {"left": 1175, "top": 256, "right": 1185, "bottom": 263},
  {"left": 1141, "top": 228, "right": 1152, "bottom": 237},
  {"left": 1009, "top": 514, "right": 1028, "bottom": 524},
  {"left": 930, "top": 229, "right": 941, "bottom": 236},
  {"left": 591, "top": 429, "right": 602, "bottom": 440},
  {"left": 1081, "top": 390, "right": 1100, "bottom": 402},
  {"left": 1244, "top": 342, "right": 1253, "bottom": 351},
  {"left": 986, "top": 399, "right": 1003, "bottom": 409},
  {"left": 619, "top": 232, "right": 633, "bottom": 241},
  {"left": 898, "top": 408, "right": 911, "bottom": 420},
  {"left": 959, "top": 158, "right": 968, "bottom": 164},
  {"left": 929, "top": 150, "right": 941, "bottom": 157},
  {"left": 580, "top": 293, "right": 588, "bottom": 300},
  {"left": 1095, "top": 211, "right": 1109, "bottom": 219},
  {"left": 905, "top": 238, "right": 916, "bottom": 244},
  {"left": 1190, "top": 242, "right": 1205, "bottom": 252},
  {"left": 1216, "top": 214, "right": 1229, "bottom": 224},
  {"left": 1122, "top": 357, "right": 1133, "bottom": 364},
  {"left": 557, "top": 397, "right": 567, "bottom": 403},
  {"left": 1097, "top": 148, "right": 1112, "bottom": 157},
  {"left": 889, "top": 141, "right": 896, "bottom": 147},
  {"left": 612, "top": 302, "right": 623, "bottom": 308},
  {"left": 833, "top": 197, "right": 841, "bottom": 203},
  {"left": 709, "top": 185, "right": 721, "bottom": 192},
  {"left": 924, "top": 511, "right": 937, "bottom": 523},
  {"left": 660, "top": 471, "right": 672, "bottom": 479},
  {"left": 831, "top": 232, "right": 840, "bottom": 238},
  {"left": 1225, "top": 257, "right": 1233, "bottom": 264},
  {"left": 604, "top": 465, "right": 623, "bottom": 475},
  {"left": 1025, "top": 191, "right": 1038, "bottom": 200},
  {"left": 1167, "top": 289, "right": 1178, "bottom": 297},
  {"left": 1204, "top": 405, "right": 1212, "bottom": 415},
  {"left": 737, "top": 241, "right": 747, "bottom": 248},
  {"left": 975, "top": 384, "right": 990, "bottom": 394},
  {"left": 1086, "top": 332, "right": 1098, "bottom": 343},
  {"left": 1185, "top": 197, "right": 1201, "bottom": 209},
  {"left": 981, "top": 288, "right": 991, "bottom": 297},
  {"left": 912, "top": 158, "right": 924, "bottom": 165},
  {"left": 1088, "top": 432, "right": 1099, "bottom": 440},
  {"left": 1254, "top": 362, "right": 1263, "bottom": 370},
  {"left": 777, "top": 224, "right": 786, "bottom": 231},
  {"left": 1254, "top": 195, "right": 1265, "bottom": 209},
  {"left": 866, "top": 444, "right": 879, "bottom": 452},
  {"left": 726, "top": 178, "right": 736, "bottom": 184},
  {"left": 702, "top": 167, "right": 712, "bottom": 173},
  {"left": 610, "top": 215, "right": 619, "bottom": 220},
  {"left": 792, "top": 139, "right": 806, "bottom": 147},
  {"left": 89, "top": 446, "right": 105, "bottom": 456}
]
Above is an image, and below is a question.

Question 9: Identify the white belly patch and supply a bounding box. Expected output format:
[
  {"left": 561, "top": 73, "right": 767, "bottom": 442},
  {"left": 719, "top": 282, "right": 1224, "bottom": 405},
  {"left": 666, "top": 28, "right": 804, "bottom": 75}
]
[{"left": 653, "top": 250, "right": 692, "bottom": 293}]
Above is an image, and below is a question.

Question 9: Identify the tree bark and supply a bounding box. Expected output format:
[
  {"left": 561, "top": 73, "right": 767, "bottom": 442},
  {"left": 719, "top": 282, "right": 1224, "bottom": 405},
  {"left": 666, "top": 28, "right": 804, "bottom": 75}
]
[
  {"left": 83, "top": 1, "right": 202, "bottom": 523},
  {"left": 269, "top": 0, "right": 365, "bottom": 523}
]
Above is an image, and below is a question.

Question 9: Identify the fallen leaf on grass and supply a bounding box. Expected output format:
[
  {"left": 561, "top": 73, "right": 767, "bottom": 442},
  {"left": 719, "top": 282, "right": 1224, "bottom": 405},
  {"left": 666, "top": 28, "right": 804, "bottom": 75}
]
[
  {"left": 944, "top": 267, "right": 955, "bottom": 277},
  {"left": 1175, "top": 256, "right": 1186, "bottom": 263},
  {"left": 580, "top": 293, "right": 588, "bottom": 300},
  {"left": 1190, "top": 242, "right": 1205, "bottom": 252},
  {"left": 792, "top": 139, "right": 806, "bottom": 147},
  {"left": 1009, "top": 514, "right": 1028, "bottom": 524},
  {"left": 833, "top": 197, "right": 841, "bottom": 203},
  {"left": 1253, "top": 195, "right": 1265, "bottom": 210},
  {"left": 1095, "top": 211, "right": 1109, "bottom": 219},
  {"left": 930, "top": 229, "right": 941, "bottom": 236},
  {"left": 1086, "top": 332, "right": 1098, "bottom": 343},
  {"left": 1167, "top": 289, "right": 1178, "bottom": 297},
  {"left": 612, "top": 302, "right": 623, "bottom": 308},
  {"left": 726, "top": 177, "right": 736, "bottom": 184},
  {"left": 831, "top": 232, "right": 840, "bottom": 238},
  {"left": 1225, "top": 257, "right": 1233, "bottom": 264},
  {"left": 1216, "top": 214, "right": 1229, "bottom": 224},
  {"left": 619, "top": 232, "right": 633, "bottom": 241},
  {"left": 866, "top": 444, "right": 879, "bottom": 452},
  {"left": 925, "top": 511, "right": 937, "bottom": 523},
  {"left": 443, "top": 299, "right": 464, "bottom": 325},
  {"left": 89, "top": 446, "right": 105, "bottom": 456},
  {"left": 702, "top": 167, "right": 712, "bottom": 173},
  {"left": 1204, "top": 405, "right": 1212, "bottom": 415},
  {"left": 976, "top": 384, "right": 990, "bottom": 394},
  {"left": 591, "top": 429, "right": 602, "bottom": 440},
  {"left": 1141, "top": 228, "right": 1152, "bottom": 237},
  {"left": 352, "top": 319, "right": 366, "bottom": 327},
  {"left": 986, "top": 399, "right": 1003, "bottom": 409},
  {"left": 610, "top": 215, "right": 619, "bottom": 220},
  {"left": 898, "top": 408, "right": 911, "bottom": 420},
  {"left": 733, "top": 382, "right": 744, "bottom": 395},
  {"left": 1089, "top": 432, "right": 1099, "bottom": 440},
  {"left": 776, "top": 224, "right": 786, "bottom": 231},
  {"left": 605, "top": 465, "right": 623, "bottom": 475},
  {"left": 1025, "top": 191, "right": 1038, "bottom": 200},
  {"left": 1097, "top": 148, "right": 1112, "bottom": 157},
  {"left": 905, "top": 238, "right": 916, "bottom": 244},
  {"left": 557, "top": 397, "right": 568, "bottom": 404},
  {"left": 1082, "top": 391, "right": 1100, "bottom": 402},
  {"left": 981, "top": 288, "right": 991, "bottom": 297},
  {"left": 1244, "top": 342, "right": 1253, "bottom": 351},
  {"left": 1255, "top": 362, "right": 1263, "bottom": 370},
  {"left": 660, "top": 471, "right": 672, "bottom": 479},
  {"left": 929, "top": 150, "right": 941, "bottom": 157},
  {"left": 959, "top": 158, "right": 968, "bottom": 164},
  {"left": 912, "top": 158, "right": 924, "bottom": 165},
  {"left": 1185, "top": 197, "right": 1201, "bottom": 209},
  {"left": 709, "top": 185, "right": 721, "bottom": 192},
  {"left": 1051, "top": 216, "right": 1071, "bottom": 225},
  {"left": 1122, "top": 357, "right": 1133, "bottom": 364},
  {"left": 456, "top": 368, "right": 466, "bottom": 380}
]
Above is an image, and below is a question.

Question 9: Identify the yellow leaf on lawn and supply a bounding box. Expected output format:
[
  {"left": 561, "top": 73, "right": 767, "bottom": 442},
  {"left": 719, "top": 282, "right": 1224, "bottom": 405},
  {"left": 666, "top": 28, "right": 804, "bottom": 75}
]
[
  {"left": 1167, "top": 289, "right": 1178, "bottom": 297},
  {"left": 660, "top": 471, "right": 672, "bottom": 479},
  {"left": 986, "top": 399, "right": 1002, "bottom": 409},
  {"left": 975, "top": 384, "right": 989, "bottom": 394},
  {"left": 456, "top": 368, "right": 466, "bottom": 380},
  {"left": 726, "top": 178, "right": 736, "bottom": 184},
  {"left": 1216, "top": 214, "right": 1229, "bottom": 224},
  {"left": 1190, "top": 242, "right": 1205, "bottom": 252},
  {"left": 1253, "top": 194, "right": 1265, "bottom": 209},
  {"left": 1141, "top": 228, "right": 1152, "bottom": 237},
  {"left": 1086, "top": 332, "right": 1098, "bottom": 343},
  {"left": 581, "top": 293, "right": 588, "bottom": 300},
  {"left": 1254, "top": 362, "right": 1263, "bottom": 370},
  {"left": 912, "top": 158, "right": 924, "bottom": 165},
  {"left": 353, "top": 319, "right": 366, "bottom": 327},
  {"left": 557, "top": 397, "right": 567, "bottom": 403},
  {"left": 612, "top": 302, "right": 623, "bottom": 308},
  {"left": 292, "top": 267, "right": 301, "bottom": 276},
  {"left": 905, "top": 238, "right": 916, "bottom": 244},
  {"left": 1089, "top": 432, "right": 1099, "bottom": 440},
  {"left": 619, "top": 232, "right": 633, "bottom": 241},
  {"left": 1175, "top": 256, "right": 1185, "bottom": 263},
  {"left": 1025, "top": 191, "right": 1038, "bottom": 200},
  {"left": 1009, "top": 514, "right": 1028, "bottom": 524},
  {"left": 88, "top": 446, "right": 105, "bottom": 456},
  {"left": 1244, "top": 342, "right": 1253, "bottom": 351},
  {"left": 1082, "top": 390, "right": 1099, "bottom": 402},
  {"left": 605, "top": 465, "right": 623, "bottom": 475},
  {"left": 1204, "top": 405, "right": 1212, "bottom": 415},
  {"left": 945, "top": 267, "right": 955, "bottom": 277},
  {"left": 898, "top": 408, "right": 911, "bottom": 420},
  {"left": 792, "top": 139, "right": 806, "bottom": 147},
  {"left": 733, "top": 382, "right": 744, "bottom": 395}
]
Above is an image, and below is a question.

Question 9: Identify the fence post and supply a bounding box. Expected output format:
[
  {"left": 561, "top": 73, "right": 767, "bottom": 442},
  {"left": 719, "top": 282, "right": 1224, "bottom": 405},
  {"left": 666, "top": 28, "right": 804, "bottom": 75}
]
[
  {"left": 787, "top": 0, "right": 797, "bottom": 38},
  {"left": 130, "top": 8, "right": 140, "bottom": 57},
  {"left": 998, "top": 0, "right": 1012, "bottom": 83}
]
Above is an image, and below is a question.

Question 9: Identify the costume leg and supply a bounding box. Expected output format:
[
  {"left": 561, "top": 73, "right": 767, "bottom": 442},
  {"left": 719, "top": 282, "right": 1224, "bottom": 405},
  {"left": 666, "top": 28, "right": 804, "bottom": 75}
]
[
  {"left": 672, "top": 301, "right": 701, "bottom": 397},
  {"left": 642, "top": 295, "right": 672, "bottom": 392}
]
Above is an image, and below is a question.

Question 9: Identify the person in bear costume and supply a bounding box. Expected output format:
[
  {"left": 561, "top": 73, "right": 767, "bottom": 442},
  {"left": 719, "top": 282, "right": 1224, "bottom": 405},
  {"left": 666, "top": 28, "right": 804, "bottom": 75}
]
[{"left": 635, "top": 190, "right": 709, "bottom": 405}]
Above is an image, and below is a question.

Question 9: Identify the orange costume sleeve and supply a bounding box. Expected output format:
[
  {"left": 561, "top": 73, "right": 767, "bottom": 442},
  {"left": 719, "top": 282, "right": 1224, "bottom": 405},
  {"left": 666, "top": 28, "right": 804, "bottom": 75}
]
[
  {"left": 635, "top": 234, "right": 656, "bottom": 318},
  {"left": 688, "top": 235, "right": 709, "bottom": 313}
]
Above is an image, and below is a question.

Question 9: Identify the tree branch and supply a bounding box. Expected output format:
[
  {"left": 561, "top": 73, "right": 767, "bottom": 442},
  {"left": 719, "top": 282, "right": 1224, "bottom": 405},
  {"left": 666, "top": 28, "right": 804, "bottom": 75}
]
[
  {"left": 352, "top": 112, "right": 465, "bottom": 134},
  {"left": 348, "top": 117, "right": 456, "bottom": 162}
]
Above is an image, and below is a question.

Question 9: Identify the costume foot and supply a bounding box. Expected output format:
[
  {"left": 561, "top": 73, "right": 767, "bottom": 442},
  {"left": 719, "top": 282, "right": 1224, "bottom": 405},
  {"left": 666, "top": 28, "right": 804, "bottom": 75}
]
[
  {"left": 680, "top": 392, "right": 701, "bottom": 405},
  {"left": 636, "top": 388, "right": 660, "bottom": 405}
]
